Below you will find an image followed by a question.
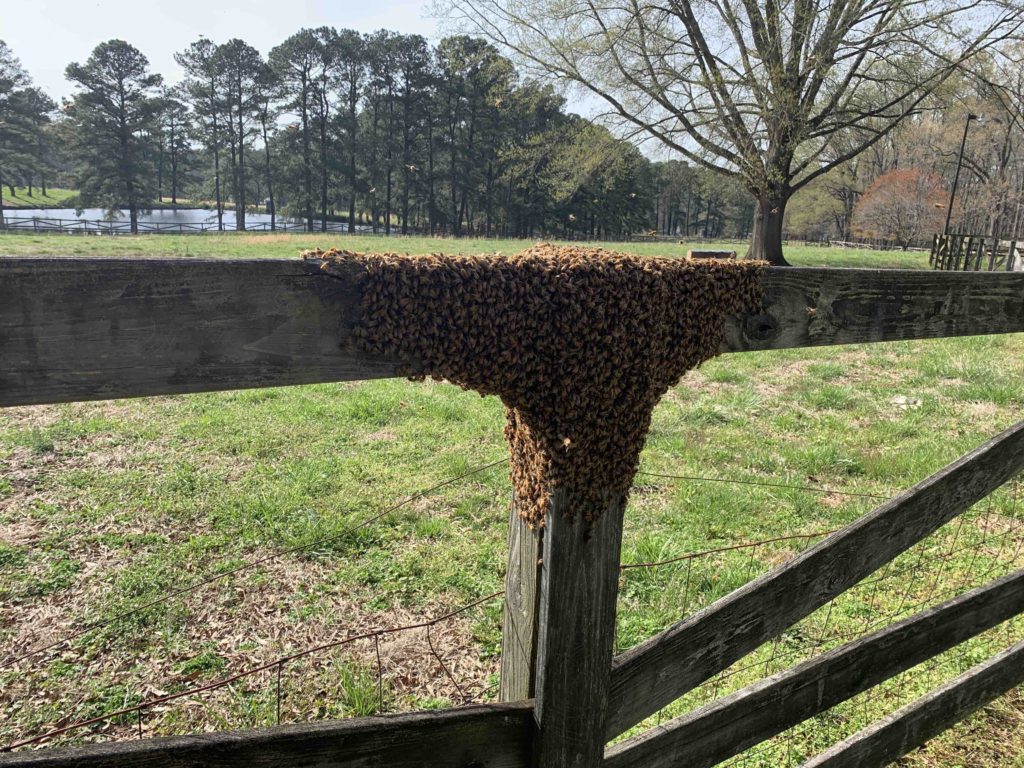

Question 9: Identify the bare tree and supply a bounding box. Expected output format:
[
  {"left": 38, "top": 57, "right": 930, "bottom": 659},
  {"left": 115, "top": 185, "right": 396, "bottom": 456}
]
[{"left": 437, "top": 0, "right": 1022, "bottom": 264}]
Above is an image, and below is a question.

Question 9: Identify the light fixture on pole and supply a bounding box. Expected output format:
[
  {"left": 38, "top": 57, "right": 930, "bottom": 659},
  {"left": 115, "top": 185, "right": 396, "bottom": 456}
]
[{"left": 944, "top": 113, "right": 980, "bottom": 235}]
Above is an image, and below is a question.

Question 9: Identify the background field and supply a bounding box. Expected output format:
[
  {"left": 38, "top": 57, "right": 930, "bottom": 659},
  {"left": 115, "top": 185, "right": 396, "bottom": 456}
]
[
  {"left": 0, "top": 231, "right": 930, "bottom": 269},
  {"left": 1, "top": 189, "right": 79, "bottom": 209},
  {"left": 0, "top": 234, "right": 1021, "bottom": 765}
]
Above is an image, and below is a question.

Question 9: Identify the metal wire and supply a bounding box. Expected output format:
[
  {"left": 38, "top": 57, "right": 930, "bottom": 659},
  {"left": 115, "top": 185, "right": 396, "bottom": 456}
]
[
  {"left": 2, "top": 590, "right": 505, "bottom": 751},
  {"left": 1, "top": 457, "right": 508, "bottom": 671},
  {"left": 635, "top": 470, "right": 890, "bottom": 500}
]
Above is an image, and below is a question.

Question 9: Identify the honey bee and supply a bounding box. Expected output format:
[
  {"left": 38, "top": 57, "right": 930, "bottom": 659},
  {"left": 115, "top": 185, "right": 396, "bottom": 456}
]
[{"left": 305, "top": 244, "right": 764, "bottom": 526}]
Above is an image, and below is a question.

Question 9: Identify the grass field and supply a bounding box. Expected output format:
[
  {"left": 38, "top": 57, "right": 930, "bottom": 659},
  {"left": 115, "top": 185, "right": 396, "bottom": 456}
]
[
  {"left": 1, "top": 188, "right": 78, "bottom": 209},
  {"left": 0, "top": 230, "right": 932, "bottom": 269},
  {"left": 1, "top": 233, "right": 1021, "bottom": 764}
]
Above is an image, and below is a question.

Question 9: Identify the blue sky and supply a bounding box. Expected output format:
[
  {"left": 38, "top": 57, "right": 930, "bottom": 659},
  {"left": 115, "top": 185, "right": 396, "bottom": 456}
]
[{"left": 0, "top": 0, "right": 437, "bottom": 100}]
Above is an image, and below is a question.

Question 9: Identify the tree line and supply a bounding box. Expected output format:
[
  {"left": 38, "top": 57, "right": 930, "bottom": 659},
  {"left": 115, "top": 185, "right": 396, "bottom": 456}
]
[
  {"left": 444, "top": 0, "right": 1022, "bottom": 263},
  {"left": 2, "top": 32, "right": 753, "bottom": 238},
  {"left": 5, "top": 4, "right": 1020, "bottom": 255}
]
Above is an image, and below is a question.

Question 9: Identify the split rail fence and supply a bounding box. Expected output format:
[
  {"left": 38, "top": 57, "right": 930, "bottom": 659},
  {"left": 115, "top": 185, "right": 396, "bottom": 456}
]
[
  {"left": 2, "top": 258, "right": 1024, "bottom": 767},
  {"left": 930, "top": 231, "right": 1023, "bottom": 272}
]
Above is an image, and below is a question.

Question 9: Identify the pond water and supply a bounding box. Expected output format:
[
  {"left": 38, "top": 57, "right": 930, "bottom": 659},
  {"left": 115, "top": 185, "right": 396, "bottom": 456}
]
[{"left": 3, "top": 208, "right": 372, "bottom": 232}]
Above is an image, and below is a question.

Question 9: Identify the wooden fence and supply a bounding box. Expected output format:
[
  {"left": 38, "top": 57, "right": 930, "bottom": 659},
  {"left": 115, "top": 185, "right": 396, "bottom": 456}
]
[
  {"left": 1, "top": 258, "right": 1024, "bottom": 767},
  {"left": 930, "top": 232, "right": 1023, "bottom": 272}
]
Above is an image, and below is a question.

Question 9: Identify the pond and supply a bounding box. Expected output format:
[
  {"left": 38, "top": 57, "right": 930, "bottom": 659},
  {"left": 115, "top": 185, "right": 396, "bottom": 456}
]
[{"left": 2, "top": 208, "right": 373, "bottom": 233}]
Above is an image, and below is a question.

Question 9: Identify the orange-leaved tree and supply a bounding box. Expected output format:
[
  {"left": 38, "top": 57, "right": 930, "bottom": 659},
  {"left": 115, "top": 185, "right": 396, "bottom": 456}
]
[{"left": 853, "top": 169, "right": 947, "bottom": 251}]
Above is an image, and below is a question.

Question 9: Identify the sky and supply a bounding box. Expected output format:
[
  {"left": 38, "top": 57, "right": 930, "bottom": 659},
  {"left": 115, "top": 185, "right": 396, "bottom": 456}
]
[
  {"left": 0, "top": 0, "right": 438, "bottom": 102},
  {"left": 0, "top": 0, "right": 648, "bottom": 156}
]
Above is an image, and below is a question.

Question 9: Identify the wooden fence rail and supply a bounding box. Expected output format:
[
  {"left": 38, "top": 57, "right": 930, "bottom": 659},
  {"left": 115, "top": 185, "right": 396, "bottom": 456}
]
[
  {"left": 0, "top": 216, "right": 364, "bottom": 235},
  {"left": 605, "top": 417, "right": 1024, "bottom": 737},
  {"left": 3, "top": 259, "right": 1024, "bottom": 408},
  {"left": 0, "top": 703, "right": 534, "bottom": 768},
  {"left": 2, "top": 256, "right": 1024, "bottom": 768},
  {"left": 801, "top": 638, "right": 1024, "bottom": 768},
  {"left": 605, "top": 569, "right": 1024, "bottom": 768}
]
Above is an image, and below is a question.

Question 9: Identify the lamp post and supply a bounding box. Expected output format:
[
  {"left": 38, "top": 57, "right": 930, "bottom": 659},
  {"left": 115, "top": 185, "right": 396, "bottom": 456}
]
[{"left": 944, "top": 113, "right": 980, "bottom": 235}]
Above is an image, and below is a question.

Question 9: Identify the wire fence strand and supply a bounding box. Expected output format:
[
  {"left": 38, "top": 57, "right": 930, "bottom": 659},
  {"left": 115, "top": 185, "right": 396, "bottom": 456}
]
[
  {"left": 2, "top": 589, "right": 505, "bottom": 752},
  {"left": 1, "top": 457, "right": 509, "bottom": 672}
]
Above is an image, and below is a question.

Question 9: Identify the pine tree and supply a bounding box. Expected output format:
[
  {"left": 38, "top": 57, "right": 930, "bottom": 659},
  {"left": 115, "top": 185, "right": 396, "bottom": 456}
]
[{"left": 65, "top": 40, "right": 162, "bottom": 233}]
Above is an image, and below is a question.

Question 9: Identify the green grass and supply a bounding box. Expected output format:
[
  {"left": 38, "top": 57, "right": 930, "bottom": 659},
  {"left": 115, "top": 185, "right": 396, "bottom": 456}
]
[
  {"left": 0, "top": 231, "right": 931, "bottom": 269},
  {"left": 0, "top": 235, "right": 1019, "bottom": 765},
  {"left": 1, "top": 188, "right": 78, "bottom": 209}
]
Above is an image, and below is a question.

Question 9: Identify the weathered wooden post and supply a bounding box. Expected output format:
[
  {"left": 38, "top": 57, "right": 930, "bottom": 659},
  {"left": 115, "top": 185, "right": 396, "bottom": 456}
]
[
  {"left": 532, "top": 493, "right": 625, "bottom": 767},
  {"left": 500, "top": 494, "right": 625, "bottom": 767},
  {"left": 499, "top": 502, "right": 542, "bottom": 702}
]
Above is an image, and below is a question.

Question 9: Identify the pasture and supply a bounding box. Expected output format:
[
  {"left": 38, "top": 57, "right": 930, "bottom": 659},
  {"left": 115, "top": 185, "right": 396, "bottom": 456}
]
[
  {"left": 1, "top": 189, "right": 78, "bottom": 209},
  {"left": 0, "top": 233, "right": 1021, "bottom": 765},
  {"left": 0, "top": 231, "right": 930, "bottom": 269}
]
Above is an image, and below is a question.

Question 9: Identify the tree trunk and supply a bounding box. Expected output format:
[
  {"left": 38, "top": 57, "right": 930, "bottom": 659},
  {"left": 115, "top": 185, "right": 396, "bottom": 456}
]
[
  {"left": 236, "top": 85, "right": 247, "bottom": 232},
  {"left": 748, "top": 193, "right": 791, "bottom": 266},
  {"left": 262, "top": 119, "right": 276, "bottom": 231},
  {"left": 319, "top": 106, "right": 328, "bottom": 233},
  {"left": 385, "top": 85, "right": 394, "bottom": 237},
  {"left": 127, "top": 181, "right": 138, "bottom": 235},
  {"left": 157, "top": 141, "right": 164, "bottom": 203},
  {"left": 300, "top": 77, "right": 314, "bottom": 233},
  {"left": 213, "top": 135, "right": 223, "bottom": 231},
  {"left": 170, "top": 125, "right": 179, "bottom": 205},
  {"left": 427, "top": 119, "right": 436, "bottom": 234},
  {"left": 0, "top": 166, "right": 6, "bottom": 229},
  {"left": 348, "top": 83, "right": 358, "bottom": 234}
]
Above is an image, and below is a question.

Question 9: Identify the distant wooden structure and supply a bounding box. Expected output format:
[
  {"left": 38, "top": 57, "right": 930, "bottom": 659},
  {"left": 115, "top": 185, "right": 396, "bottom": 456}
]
[
  {"left": 931, "top": 232, "right": 1022, "bottom": 272},
  {"left": 1, "top": 259, "right": 1024, "bottom": 767},
  {"left": 687, "top": 249, "right": 737, "bottom": 260}
]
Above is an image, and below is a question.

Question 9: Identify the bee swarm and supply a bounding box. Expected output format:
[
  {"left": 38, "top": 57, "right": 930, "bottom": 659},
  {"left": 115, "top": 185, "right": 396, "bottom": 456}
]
[{"left": 305, "top": 244, "right": 764, "bottom": 527}]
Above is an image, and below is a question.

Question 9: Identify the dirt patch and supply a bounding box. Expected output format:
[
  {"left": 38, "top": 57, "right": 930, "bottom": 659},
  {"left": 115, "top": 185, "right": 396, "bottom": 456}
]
[{"left": 0, "top": 548, "right": 496, "bottom": 748}]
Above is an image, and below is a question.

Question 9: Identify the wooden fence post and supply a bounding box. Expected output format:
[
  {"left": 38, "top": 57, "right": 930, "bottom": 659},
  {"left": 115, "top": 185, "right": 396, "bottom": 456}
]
[
  {"left": 954, "top": 235, "right": 967, "bottom": 270},
  {"left": 532, "top": 490, "right": 625, "bottom": 768},
  {"left": 500, "top": 488, "right": 625, "bottom": 767},
  {"left": 500, "top": 500, "right": 542, "bottom": 702}
]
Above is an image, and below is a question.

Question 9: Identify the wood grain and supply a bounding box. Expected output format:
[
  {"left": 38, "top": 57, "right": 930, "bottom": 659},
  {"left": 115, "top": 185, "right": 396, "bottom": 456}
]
[
  {"left": 499, "top": 498, "right": 542, "bottom": 702},
  {"left": 3, "top": 259, "right": 1024, "bottom": 408},
  {"left": 0, "top": 702, "right": 534, "bottom": 767},
  {"left": 605, "top": 417, "right": 1024, "bottom": 738},
  {"left": 533, "top": 491, "right": 625, "bottom": 768},
  {"left": 0, "top": 257, "right": 397, "bottom": 407},
  {"left": 604, "top": 569, "right": 1024, "bottom": 768},
  {"left": 724, "top": 267, "right": 1024, "bottom": 352},
  {"left": 799, "top": 638, "right": 1024, "bottom": 768}
]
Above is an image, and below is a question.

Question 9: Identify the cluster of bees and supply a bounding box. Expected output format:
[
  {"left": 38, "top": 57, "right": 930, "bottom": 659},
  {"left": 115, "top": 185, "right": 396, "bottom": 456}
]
[{"left": 305, "top": 245, "right": 764, "bottom": 527}]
